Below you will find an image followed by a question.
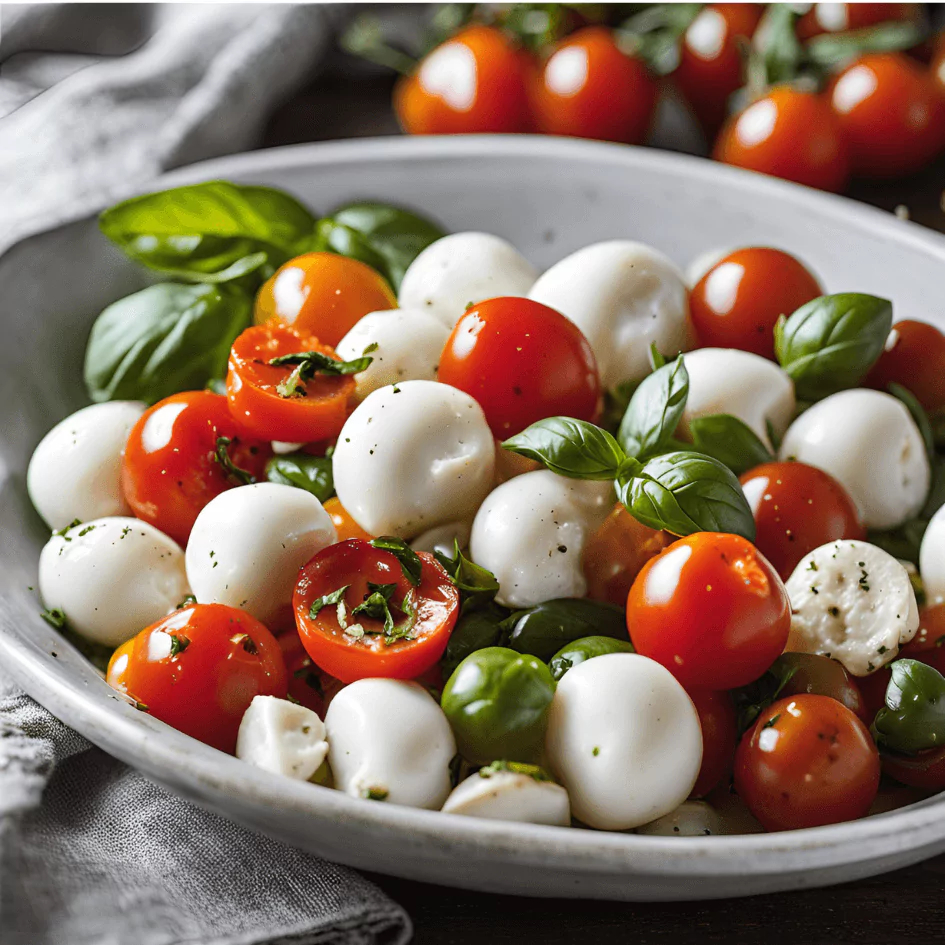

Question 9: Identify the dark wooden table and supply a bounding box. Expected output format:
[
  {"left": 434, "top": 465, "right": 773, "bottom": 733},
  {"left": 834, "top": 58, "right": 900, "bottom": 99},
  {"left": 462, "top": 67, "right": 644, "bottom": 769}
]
[{"left": 261, "top": 68, "right": 945, "bottom": 945}]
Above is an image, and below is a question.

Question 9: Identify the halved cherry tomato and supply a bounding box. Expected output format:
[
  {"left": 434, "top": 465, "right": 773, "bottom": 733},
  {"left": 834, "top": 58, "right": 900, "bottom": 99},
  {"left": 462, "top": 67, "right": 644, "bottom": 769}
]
[
  {"left": 530, "top": 27, "right": 657, "bottom": 144},
  {"left": 226, "top": 325, "right": 355, "bottom": 443},
  {"left": 739, "top": 462, "right": 866, "bottom": 580},
  {"left": 866, "top": 319, "right": 945, "bottom": 412},
  {"left": 294, "top": 538, "right": 459, "bottom": 683},
  {"left": 324, "top": 497, "right": 373, "bottom": 542},
  {"left": 106, "top": 603, "right": 287, "bottom": 753},
  {"left": 796, "top": 3, "right": 922, "bottom": 41},
  {"left": 121, "top": 391, "right": 271, "bottom": 546},
  {"left": 395, "top": 26, "right": 533, "bottom": 135},
  {"left": 437, "top": 296, "right": 600, "bottom": 438},
  {"left": 734, "top": 694, "right": 880, "bottom": 831},
  {"left": 714, "top": 87, "right": 850, "bottom": 192},
  {"left": 688, "top": 688, "right": 738, "bottom": 797},
  {"left": 690, "top": 248, "right": 822, "bottom": 359},
  {"left": 278, "top": 628, "right": 344, "bottom": 717},
  {"left": 626, "top": 532, "right": 791, "bottom": 690},
  {"left": 254, "top": 252, "right": 396, "bottom": 346}
]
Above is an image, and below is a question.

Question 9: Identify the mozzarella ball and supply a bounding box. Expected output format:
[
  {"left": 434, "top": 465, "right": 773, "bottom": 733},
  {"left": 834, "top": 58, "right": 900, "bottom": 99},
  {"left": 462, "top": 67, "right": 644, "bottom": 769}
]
[
  {"left": 325, "top": 679, "right": 455, "bottom": 809},
  {"left": 28, "top": 401, "right": 145, "bottom": 530},
  {"left": 636, "top": 800, "right": 725, "bottom": 837},
  {"left": 236, "top": 695, "right": 329, "bottom": 781},
  {"left": 528, "top": 241, "right": 690, "bottom": 390},
  {"left": 442, "top": 768, "right": 571, "bottom": 826},
  {"left": 186, "top": 483, "right": 336, "bottom": 625},
  {"left": 333, "top": 380, "right": 495, "bottom": 539},
  {"left": 779, "top": 389, "right": 930, "bottom": 530},
  {"left": 398, "top": 232, "right": 538, "bottom": 329},
  {"left": 680, "top": 347, "right": 795, "bottom": 449},
  {"left": 469, "top": 470, "right": 613, "bottom": 609},
  {"left": 785, "top": 539, "right": 919, "bottom": 676},
  {"left": 920, "top": 504, "right": 945, "bottom": 604},
  {"left": 39, "top": 516, "right": 188, "bottom": 646},
  {"left": 336, "top": 308, "right": 450, "bottom": 402},
  {"left": 545, "top": 653, "right": 702, "bottom": 830},
  {"left": 410, "top": 520, "right": 472, "bottom": 557}
]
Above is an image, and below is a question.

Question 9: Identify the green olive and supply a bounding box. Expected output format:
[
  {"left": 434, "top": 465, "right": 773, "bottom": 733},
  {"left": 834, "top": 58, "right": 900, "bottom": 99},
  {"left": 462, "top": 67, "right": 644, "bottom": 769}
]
[
  {"left": 503, "top": 598, "right": 627, "bottom": 662},
  {"left": 549, "top": 635, "right": 635, "bottom": 681}
]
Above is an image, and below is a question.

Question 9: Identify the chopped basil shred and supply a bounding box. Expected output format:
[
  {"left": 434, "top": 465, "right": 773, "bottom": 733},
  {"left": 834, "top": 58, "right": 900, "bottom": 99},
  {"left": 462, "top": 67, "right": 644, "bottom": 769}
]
[
  {"left": 370, "top": 536, "right": 422, "bottom": 586},
  {"left": 309, "top": 585, "right": 351, "bottom": 619},
  {"left": 269, "top": 349, "right": 373, "bottom": 398},
  {"left": 213, "top": 435, "right": 255, "bottom": 485}
]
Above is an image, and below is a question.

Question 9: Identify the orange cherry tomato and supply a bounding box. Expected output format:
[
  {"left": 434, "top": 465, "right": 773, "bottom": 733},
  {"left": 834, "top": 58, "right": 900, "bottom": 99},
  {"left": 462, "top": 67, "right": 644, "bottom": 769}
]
[
  {"left": 734, "top": 694, "right": 880, "bottom": 831},
  {"left": 866, "top": 319, "right": 945, "bottom": 412},
  {"left": 121, "top": 391, "right": 271, "bottom": 546},
  {"left": 226, "top": 325, "right": 355, "bottom": 443},
  {"left": 106, "top": 603, "right": 287, "bottom": 754},
  {"left": 688, "top": 688, "right": 738, "bottom": 797},
  {"left": 739, "top": 462, "right": 866, "bottom": 580},
  {"left": 714, "top": 87, "right": 850, "bottom": 192},
  {"left": 437, "top": 296, "right": 601, "bottom": 438},
  {"left": 254, "top": 252, "right": 396, "bottom": 346},
  {"left": 278, "top": 628, "right": 344, "bottom": 717},
  {"left": 323, "top": 497, "right": 373, "bottom": 541},
  {"left": 626, "top": 532, "right": 791, "bottom": 691},
  {"left": 530, "top": 27, "right": 657, "bottom": 144},
  {"left": 690, "top": 247, "right": 822, "bottom": 359},
  {"left": 796, "top": 3, "right": 922, "bottom": 41},
  {"left": 294, "top": 539, "right": 459, "bottom": 683},
  {"left": 828, "top": 53, "right": 945, "bottom": 179},
  {"left": 395, "top": 26, "right": 533, "bottom": 135}
]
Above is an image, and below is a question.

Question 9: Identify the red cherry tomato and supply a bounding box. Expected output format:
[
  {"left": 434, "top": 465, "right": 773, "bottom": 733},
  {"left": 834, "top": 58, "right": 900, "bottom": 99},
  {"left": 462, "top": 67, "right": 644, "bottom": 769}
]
[
  {"left": 437, "top": 296, "right": 601, "bottom": 438},
  {"left": 776, "top": 652, "right": 869, "bottom": 724},
  {"left": 121, "top": 391, "right": 271, "bottom": 546},
  {"left": 933, "top": 33, "right": 945, "bottom": 98},
  {"left": 106, "top": 603, "right": 287, "bottom": 753},
  {"left": 899, "top": 603, "right": 945, "bottom": 674},
  {"left": 882, "top": 745, "right": 945, "bottom": 790},
  {"left": 688, "top": 688, "right": 738, "bottom": 797},
  {"left": 714, "top": 87, "right": 850, "bottom": 192},
  {"left": 690, "top": 247, "right": 822, "bottom": 358},
  {"left": 858, "top": 664, "right": 892, "bottom": 720},
  {"left": 866, "top": 319, "right": 945, "bottom": 413},
  {"left": 797, "top": 3, "right": 921, "bottom": 41},
  {"left": 828, "top": 53, "right": 945, "bottom": 179},
  {"left": 734, "top": 694, "right": 880, "bottom": 831},
  {"left": 278, "top": 629, "right": 344, "bottom": 717},
  {"left": 739, "top": 462, "right": 866, "bottom": 580},
  {"left": 530, "top": 27, "right": 657, "bottom": 144},
  {"left": 294, "top": 539, "right": 459, "bottom": 683},
  {"left": 626, "top": 532, "right": 791, "bottom": 690},
  {"left": 395, "top": 26, "right": 532, "bottom": 135}
]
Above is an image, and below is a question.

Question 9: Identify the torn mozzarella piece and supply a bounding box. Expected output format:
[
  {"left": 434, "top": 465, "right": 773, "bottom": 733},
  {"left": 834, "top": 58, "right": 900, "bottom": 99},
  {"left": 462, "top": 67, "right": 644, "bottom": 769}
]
[
  {"left": 920, "top": 504, "right": 945, "bottom": 604},
  {"left": 442, "top": 768, "right": 571, "bottom": 826},
  {"left": 236, "top": 695, "right": 329, "bottom": 781},
  {"left": 636, "top": 800, "right": 725, "bottom": 837},
  {"left": 271, "top": 441, "right": 305, "bottom": 455}
]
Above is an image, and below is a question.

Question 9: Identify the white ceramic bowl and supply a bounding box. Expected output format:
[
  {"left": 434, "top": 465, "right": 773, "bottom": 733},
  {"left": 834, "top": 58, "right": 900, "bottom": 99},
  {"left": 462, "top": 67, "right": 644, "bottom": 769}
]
[{"left": 3, "top": 136, "right": 945, "bottom": 901}]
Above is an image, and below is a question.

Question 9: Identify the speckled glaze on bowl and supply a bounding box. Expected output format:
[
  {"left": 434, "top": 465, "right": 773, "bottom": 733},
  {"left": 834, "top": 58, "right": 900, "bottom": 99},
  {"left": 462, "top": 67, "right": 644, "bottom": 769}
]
[{"left": 3, "top": 136, "right": 945, "bottom": 901}]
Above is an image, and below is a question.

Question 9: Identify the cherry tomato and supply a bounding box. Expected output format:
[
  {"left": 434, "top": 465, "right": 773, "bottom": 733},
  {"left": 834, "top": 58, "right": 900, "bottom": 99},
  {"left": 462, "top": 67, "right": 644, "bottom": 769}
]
[
  {"left": 106, "top": 603, "right": 287, "bottom": 753},
  {"left": 294, "top": 538, "right": 459, "bottom": 683},
  {"left": 858, "top": 664, "right": 892, "bottom": 720},
  {"left": 776, "top": 652, "right": 869, "bottom": 723},
  {"left": 530, "top": 27, "right": 657, "bottom": 144},
  {"left": 796, "top": 3, "right": 921, "bottom": 41},
  {"left": 690, "top": 247, "right": 822, "bottom": 358},
  {"left": 899, "top": 603, "right": 945, "bottom": 674},
  {"left": 278, "top": 628, "right": 344, "bottom": 716},
  {"left": 735, "top": 694, "right": 880, "bottom": 831},
  {"left": 866, "top": 319, "right": 945, "bottom": 413},
  {"left": 121, "top": 391, "right": 271, "bottom": 546},
  {"left": 688, "top": 688, "right": 738, "bottom": 797},
  {"left": 226, "top": 325, "right": 355, "bottom": 443},
  {"left": 714, "top": 87, "right": 850, "bottom": 192},
  {"left": 828, "top": 53, "right": 945, "bottom": 179},
  {"left": 626, "top": 532, "right": 791, "bottom": 690},
  {"left": 933, "top": 33, "right": 945, "bottom": 98},
  {"left": 739, "top": 462, "right": 866, "bottom": 580},
  {"left": 323, "top": 496, "right": 373, "bottom": 541},
  {"left": 882, "top": 745, "right": 945, "bottom": 790},
  {"left": 437, "top": 296, "right": 601, "bottom": 438},
  {"left": 395, "top": 26, "right": 532, "bottom": 135},
  {"left": 254, "top": 252, "right": 396, "bottom": 346}
]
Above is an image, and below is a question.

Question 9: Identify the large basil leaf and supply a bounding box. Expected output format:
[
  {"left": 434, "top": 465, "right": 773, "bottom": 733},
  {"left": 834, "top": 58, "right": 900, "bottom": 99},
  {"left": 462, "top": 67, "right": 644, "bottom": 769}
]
[
  {"left": 873, "top": 660, "right": 945, "bottom": 754},
  {"left": 806, "top": 22, "right": 926, "bottom": 70},
  {"left": 434, "top": 541, "right": 500, "bottom": 614},
  {"left": 687, "top": 414, "right": 774, "bottom": 476},
  {"left": 84, "top": 283, "right": 251, "bottom": 405},
  {"left": 618, "top": 355, "right": 689, "bottom": 460},
  {"left": 774, "top": 293, "right": 893, "bottom": 400},
  {"left": 501, "top": 599, "right": 628, "bottom": 663},
  {"left": 442, "top": 606, "right": 509, "bottom": 678},
  {"left": 265, "top": 453, "right": 334, "bottom": 503},
  {"left": 502, "top": 417, "right": 627, "bottom": 480}
]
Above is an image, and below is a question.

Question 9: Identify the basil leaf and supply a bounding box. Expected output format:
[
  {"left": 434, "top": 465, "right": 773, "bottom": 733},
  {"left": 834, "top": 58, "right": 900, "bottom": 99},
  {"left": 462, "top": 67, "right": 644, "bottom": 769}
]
[
  {"left": 687, "top": 414, "right": 774, "bottom": 475},
  {"left": 502, "top": 599, "right": 628, "bottom": 662},
  {"left": 370, "top": 536, "right": 423, "bottom": 587},
  {"left": 873, "top": 659, "right": 945, "bottom": 754},
  {"left": 503, "top": 417, "right": 626, "bottom": 480},
  {"left": 148, "top": 251, "right": 270, "bottom": 285},
  {"left": 617, "top": 450, "right": 756, "bottom": 540},
  {"left": 752, "top": 3, "right": 803, "bottom": 86},
  {"left": 309, "top": 585, "right": 350, "bottom": 619},
  {"left": 867, "top": 520, "right": 927, "bottom": 567},
  {"left": 618, "top": 3, "right": 702, "bottom": 75},
  {"left": 265, "top": 453, "right": 334, "bottom": 503},
  {"left": 269, "top": 349, "right": 373, "bottom": 398},
  {"left": 806, "top": 22, "right": 926, "bottom": 70},
  {"left": 214, "top": 436, "right": 255, "bottom": 486},
  {"left": 618, "top": 356, "right": 689, "bottom": 460},
  {"left": 442, "top": 606, "right": 509, "bottom": 677},
  {"left": 888, "top": 383, "right": 934, "bottom": 460},
  {"left": 84, "top": 283, "right": 251, "bottom": 405},
  {"left": 434, "top": 541, "right": 500, "bottom": 614},
  {"left": 732, "top": 658, "right": 799, "bottom": 735},
  {"left": 774, "top": 293, "right": 893, "bottom": 400}
]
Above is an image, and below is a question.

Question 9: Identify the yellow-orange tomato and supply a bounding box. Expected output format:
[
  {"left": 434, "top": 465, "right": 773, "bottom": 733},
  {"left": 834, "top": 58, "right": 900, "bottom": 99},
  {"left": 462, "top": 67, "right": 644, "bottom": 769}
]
[
  {"left": 254, "top": 252, "right": 397, "bottom": 346},
  {"left": 323, "top": 497, "right": 373, "bottom": 541}
]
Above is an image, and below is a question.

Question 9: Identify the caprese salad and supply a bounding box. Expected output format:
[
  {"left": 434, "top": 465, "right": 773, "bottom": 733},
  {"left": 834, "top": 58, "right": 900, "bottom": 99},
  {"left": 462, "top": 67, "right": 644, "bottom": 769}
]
[{"left": 27, "top": 179, "right": 945, "bottom": 836}]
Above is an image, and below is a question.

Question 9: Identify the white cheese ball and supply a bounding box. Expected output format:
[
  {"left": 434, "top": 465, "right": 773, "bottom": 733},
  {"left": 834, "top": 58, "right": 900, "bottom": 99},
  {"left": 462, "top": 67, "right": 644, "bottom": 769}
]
[
  {"left": 335, "top": 308, "right": 450, "bottom": 402},
  {"left": 779, "top": 389, "right": 930, "bottom": 530},
  {"left": 38, "top": 516, "right": 188, "bottom": 647},
  {"left": 681, "top": 347, "right": 796, "bottom": 449},
  {"left": 636, "top": 800, "right": 725, "bottom": 837},
  {"left": 333, "top": 380, "right": 495, "bottom": 539},
  {"left": 442, "top": 769, "right": 571, "bottom": 826},
  {"left": 27, "top": 401, "right": 145, "bottom": 530},
  {"left": 528, "top": 241, "right": 690, "bottom": 390},
  {"left": 398, "top": 232, "right": 538, "bottom": 329},
  {"left": 325, "top": 679, "right": 455, "bottom": 809},
  {"left": 785, "top": 539, "right": 919, "bottom": 676},
  {"left": 469, "top": 470, "right": 613, "bottom": 609},
  {"left": 236, "top": 695, "right": 329, "bottom": 781},
  {"left": 545, "top": 653, "right": 702, "bottom": 831},
  {"left": 920, "top": 504, "right": 945, "bottom": 604},
  {"left": 186, "top": 483, "right": 336, "bottom": 625},
  {"left": 410, "top": 520, "right": 472, "bottom": 557}
]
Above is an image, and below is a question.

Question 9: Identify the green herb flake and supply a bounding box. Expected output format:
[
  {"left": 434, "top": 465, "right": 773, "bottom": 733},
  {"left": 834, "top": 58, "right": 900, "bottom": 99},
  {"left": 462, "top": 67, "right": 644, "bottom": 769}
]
[
  {"left": 213, "top": 435, "right": 255, "bottom": 486},
  {"left": 370, "top": 536, "right": 422, "bottom": 586},
  {"left": 40, "top": 608, "right": 66, "bottom": 629},
  {"left": 362, "top": 786, "right": 389, "bottom": 801},
  {"left": 169, "top": 634, "right": 191, "bottom": 658},
  {"left": 309, "top": 585, "right": 350, "bottom": 619},
  {"left": 269, "top": 349, "right": 373, "bottom": 398},
  {"left": 478, "top": 760, "right": 553, "bottom": 782},
  {"left": 762, "top": 714, "right": 781, "bottom": 729}
]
